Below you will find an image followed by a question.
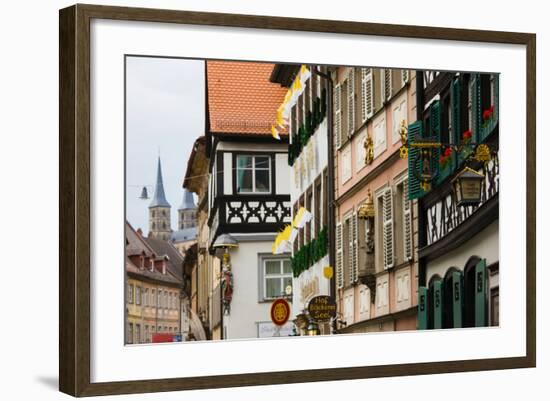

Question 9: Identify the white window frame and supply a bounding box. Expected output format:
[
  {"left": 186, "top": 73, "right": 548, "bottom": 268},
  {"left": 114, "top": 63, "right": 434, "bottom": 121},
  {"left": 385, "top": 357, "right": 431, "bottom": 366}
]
[
  {"left": 235, "top": 154, "right": 272, "bottom": 194},
  {"left": 259, "top": 255, "right": 292, "bottom": 301}
]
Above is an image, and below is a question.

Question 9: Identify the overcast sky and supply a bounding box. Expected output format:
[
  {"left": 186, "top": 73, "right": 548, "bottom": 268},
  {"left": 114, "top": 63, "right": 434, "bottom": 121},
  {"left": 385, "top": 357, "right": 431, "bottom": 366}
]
[{"left": 126, "top": 56, "right": 204, "bottom": 234}]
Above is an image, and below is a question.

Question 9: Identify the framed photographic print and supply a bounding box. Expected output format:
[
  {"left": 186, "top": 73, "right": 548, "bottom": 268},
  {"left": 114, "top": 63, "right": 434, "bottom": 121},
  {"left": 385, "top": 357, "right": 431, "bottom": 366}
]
[{"left": 59, "top": 4, "right": 536, "bottom": 397}]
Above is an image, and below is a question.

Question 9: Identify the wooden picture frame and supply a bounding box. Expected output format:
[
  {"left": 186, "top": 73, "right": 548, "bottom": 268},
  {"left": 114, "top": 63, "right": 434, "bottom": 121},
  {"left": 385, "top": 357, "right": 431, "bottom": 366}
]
[{"left": 59, "top": 3, "right": 536, "bottom": 397}]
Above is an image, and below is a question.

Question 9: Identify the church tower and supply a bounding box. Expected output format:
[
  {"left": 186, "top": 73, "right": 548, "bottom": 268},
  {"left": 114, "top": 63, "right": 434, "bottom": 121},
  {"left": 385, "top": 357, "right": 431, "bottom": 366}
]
[
  {"left": 178, "top": 189, "right": 197, "bottom": 229},
  {"left": 149, "top": 157, "right": 172, "bottom": 240}
]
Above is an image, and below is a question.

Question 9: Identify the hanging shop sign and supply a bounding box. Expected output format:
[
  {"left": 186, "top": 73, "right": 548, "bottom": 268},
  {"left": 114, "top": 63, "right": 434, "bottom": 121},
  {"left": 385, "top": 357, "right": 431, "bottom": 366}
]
[
  {"left": 307, "top": 295, "right": 337, "bottom": 321},
  {"left": 270, "top": 298, "right": 291, "bottom": 326}
]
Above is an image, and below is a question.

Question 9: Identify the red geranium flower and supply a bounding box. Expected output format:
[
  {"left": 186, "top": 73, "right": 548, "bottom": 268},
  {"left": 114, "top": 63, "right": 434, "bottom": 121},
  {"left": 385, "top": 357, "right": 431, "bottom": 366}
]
[
  {"left": 444, "top": 147, "right": 452, "bottom": 157},
  {"left": 462, "top": 130, "right": 472, "bottom": 139}
]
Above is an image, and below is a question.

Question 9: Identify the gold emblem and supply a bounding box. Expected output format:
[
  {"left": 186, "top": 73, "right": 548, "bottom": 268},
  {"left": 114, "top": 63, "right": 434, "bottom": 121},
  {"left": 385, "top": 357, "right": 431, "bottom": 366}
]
[
  {"left": 364, "top": 135, "right": 374, "bottom": 165},
  {"left": 474, "top": 144, "right": 491, "bottom": 163},
  {"left": 399, "top": 146, "right": 408, "bottom": 159},
  {"left": 358, "top": 188, "right": 375, "bottom": 219}
]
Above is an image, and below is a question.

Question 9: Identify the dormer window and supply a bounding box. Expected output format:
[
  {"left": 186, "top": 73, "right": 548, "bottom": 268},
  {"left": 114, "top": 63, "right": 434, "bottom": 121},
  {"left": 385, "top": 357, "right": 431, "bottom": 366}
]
[{"left": 236, "top": 155, "right": 271, "bottom": 194}]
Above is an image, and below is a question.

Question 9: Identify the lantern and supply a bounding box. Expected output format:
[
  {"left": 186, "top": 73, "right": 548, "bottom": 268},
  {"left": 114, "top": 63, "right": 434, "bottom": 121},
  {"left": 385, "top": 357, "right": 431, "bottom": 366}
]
[
  {"left": 452, "top": 167, "right": 485, "bottom": 207},
  {"left": 306, "top": 321, "right": 320, "bottom": 336}
]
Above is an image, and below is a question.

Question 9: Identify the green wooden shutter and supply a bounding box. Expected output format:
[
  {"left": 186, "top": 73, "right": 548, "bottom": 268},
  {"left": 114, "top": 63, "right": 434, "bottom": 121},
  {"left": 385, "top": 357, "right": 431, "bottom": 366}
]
[
  {"left": 475, "top": 259, "right": 488, "bottom": 327},
  {"left": 407, "top": 121, "right": 425, "bottom": 200},
  {"left": 471, "top": 73, "right": 482, "bottom": 142},
  {"left": 418, "top": 286, "right": 429, "bottom": 330},
  {"left": 452, "top": 271, "right": 463, "bottom": 328},
  {"left": 433, "top": 280, "right": 443, "bottom": 329},
  {"left": 451, "top": 77, "right": 466, "bottom": 168},
  {"left": 429, "top": 100, "right": 448, "bottom": 183},
  {"left": 451, "top": 78, "right": 461, "bottom": 145}
]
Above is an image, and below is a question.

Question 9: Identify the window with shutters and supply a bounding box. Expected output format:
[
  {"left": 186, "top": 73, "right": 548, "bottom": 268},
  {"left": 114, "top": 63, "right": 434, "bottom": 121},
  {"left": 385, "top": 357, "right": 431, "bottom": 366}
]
[
  {"left": 348, "top": 68, "right": 356, "bottom": 137},
  {"left": 127, "top": 323, "right": 133, "bottom": 344},
  {"left": 401, "top": 69, "right": 409, "bottom": 86},
  {"left": 127, "top": 283, "right": 134, "bottom": 304},
  {"left": 383, "top": 68, "right": 392, "bottom": 101},
  {"left": 335, "top": 222, "right": 344, "bottom": 289},
  {"left": 349, "top": 213, "right": 359, "bottom": 284},
  {"left": 395, "top": 178, "right": 412, "bottom": 263},
  {"left": 314, "top": 177, "right": 322, "bottom": 237},
  {"left": 361, "top": 68, "right": 374, "bottom": 122},
  {"left": 382, "top": 187, "right": 394, "bottom": 269},
  {"left": 305, "top": 186, "right": 313, "bottom": 244},
  {"left": 334, "top": 84, "right": 342, "bottom": 148},
  {"left": 342, "top": 214, "right": 353, "bottom": 287}
]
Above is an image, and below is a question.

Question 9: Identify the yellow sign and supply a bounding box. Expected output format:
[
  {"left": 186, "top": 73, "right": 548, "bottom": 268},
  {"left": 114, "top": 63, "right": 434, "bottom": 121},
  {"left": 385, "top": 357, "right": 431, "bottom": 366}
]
[{"left": 323, "top": 266, "right": 334, "bottom": 279}]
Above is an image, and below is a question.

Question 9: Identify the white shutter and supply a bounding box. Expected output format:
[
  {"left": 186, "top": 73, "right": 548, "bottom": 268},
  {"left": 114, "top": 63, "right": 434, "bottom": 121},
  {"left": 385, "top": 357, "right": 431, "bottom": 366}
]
[
  {"left": 383, "top": 69, "right": 392, "bottom": 101},
  {"left": 334, "top": 84, "right": 342, "bottom": 149},
  {"left": 351, "top": 213, "right": 358, "bottom": 283},
  {"left": 402, "top": 179, "right": 413, "bottom": 261},
  {"left": 348, "top": 69, "right": 355, "bottom": 136},
  {"left": 336, "top": 222, "right": 344, "bottom": 289},
  {"left": 401, "top": 69, "right": 409, "bottom": 86},
  {"left": 382, "top": 187, "right": 394, "bottom": 269},
  {"left": 361, "top": 68, "right": 374, "bottom": 121}
]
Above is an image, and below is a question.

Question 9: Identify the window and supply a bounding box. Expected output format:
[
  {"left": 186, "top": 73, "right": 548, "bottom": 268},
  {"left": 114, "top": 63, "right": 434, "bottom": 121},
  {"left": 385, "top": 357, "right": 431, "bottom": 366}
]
[
  {"left": 314, "top": 177, "right": 322, "bottom": 236},
  {"left": 151, "top": 289, "right": 156, "bottom": 307},
  {"left": 127, "top": 323, "right": 133, "bottom": 344},
  {"left": 305, "top": 187, "right": 313, "bottom": 243},
  {"left": 236, "top": 155, "right": 271, "bottom": 193},
  {"left": 144, "top": 288, "right": 149, "bottom": 307},
  {"left": 396, "top": 179, "right": 413, "bottom": 263},
  {"left": 261, "top": 258, "right": 292, "bottom": 300},
  {"left": 135, "top": 286, "right": 141, "bottom": 305},
  {"left": 127, "top": 284, "right": 134, "bottom": 304},
  {"left": 135, "top": 324, "right": 141, "bottom": 343}
]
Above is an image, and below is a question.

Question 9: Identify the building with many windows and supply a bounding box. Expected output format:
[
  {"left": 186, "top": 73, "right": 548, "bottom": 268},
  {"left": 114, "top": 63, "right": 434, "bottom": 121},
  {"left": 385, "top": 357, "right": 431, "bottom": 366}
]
[
  {"left": 183, "top": 136, "right": 218, "bottom": 340},
  {"left": 205, "top": 61, "right": 293, "bottom": 339},
  {"left": 125, "top": 222, "right": 184, "bottom": 343},
  {"left": 333, "top": 67, "right": 419, "bottom": 333},
  {"left": 270, "top": 64, "right": 332, "bottom": 335},
  {"left": 413, "top": 71, "right": 499, "bottom": 329}
]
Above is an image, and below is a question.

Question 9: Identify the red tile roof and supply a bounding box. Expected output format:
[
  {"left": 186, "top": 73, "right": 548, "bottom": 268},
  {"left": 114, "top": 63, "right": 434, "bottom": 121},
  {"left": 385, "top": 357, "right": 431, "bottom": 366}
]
[{"left": 206, "top": 61, "right": 288, "bottom": 136}]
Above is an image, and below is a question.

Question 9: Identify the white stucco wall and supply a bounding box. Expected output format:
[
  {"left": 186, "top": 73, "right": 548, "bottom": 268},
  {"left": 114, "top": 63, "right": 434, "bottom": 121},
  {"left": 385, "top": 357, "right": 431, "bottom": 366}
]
[
  {"left": 291, "top": 255, "right": 331, "bottom": 317},
  {"left": 290, "top": 120, "right": 328, "bottom": 200},
  {"left": 223, "top": 240, "right": 293, "bottom": 339},
  {"left": 425, "top": 220, "right": 499, "bottom": 282}
]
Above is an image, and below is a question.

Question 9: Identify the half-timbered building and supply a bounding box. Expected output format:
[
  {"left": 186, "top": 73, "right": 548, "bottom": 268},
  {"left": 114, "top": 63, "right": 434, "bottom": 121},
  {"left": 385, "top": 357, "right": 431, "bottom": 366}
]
[
  {"left": 412, "top": 70, "right": 500, "bottom": 329},
  {"left": 205, "top": 61, "right": 293, "bottom": 339}
]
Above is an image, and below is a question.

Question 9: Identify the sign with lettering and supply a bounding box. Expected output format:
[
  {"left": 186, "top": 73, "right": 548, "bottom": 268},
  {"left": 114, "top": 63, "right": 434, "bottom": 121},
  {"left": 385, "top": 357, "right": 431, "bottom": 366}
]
[{"left": 307, "top": 295, "right": 337, "bottom": 321}]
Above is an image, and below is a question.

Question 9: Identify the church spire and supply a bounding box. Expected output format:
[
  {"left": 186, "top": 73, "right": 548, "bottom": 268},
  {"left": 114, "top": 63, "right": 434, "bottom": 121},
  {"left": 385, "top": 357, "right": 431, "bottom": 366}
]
[
  {"left": 179, "top": 188, "right": 196, "bottom": 210},
  {"left": 149, "top": 157, "right": 171, "bottom": 208}
]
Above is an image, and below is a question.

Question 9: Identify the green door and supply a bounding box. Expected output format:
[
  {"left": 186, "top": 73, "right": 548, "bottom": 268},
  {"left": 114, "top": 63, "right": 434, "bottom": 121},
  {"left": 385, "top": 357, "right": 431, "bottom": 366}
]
[
  {"left": 475, "top": 259, "right": 488, "bottom": 327},
  {"left": 452, "top": 271, "right": 463, "bottom": 328},
  {"left": 433, "top": 280, "right": 443, "bottom": 329},
  {"left": 418, "top": 286, "right": 429, "bottom": 330}
]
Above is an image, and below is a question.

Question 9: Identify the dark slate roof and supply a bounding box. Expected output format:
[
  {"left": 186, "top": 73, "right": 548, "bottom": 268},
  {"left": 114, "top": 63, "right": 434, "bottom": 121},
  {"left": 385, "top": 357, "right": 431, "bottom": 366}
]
[
  {"left": 178, "top": 188, "right": 196, "bottom": 210},
  {"left": 171, "top": 227, "right": 198, "bottom": 243},
  {"left": 149, "top": 157, "right": 171, "bottom": 208},
  {"left": 145, "top": 236, "right": 184, "bottom": 280}
]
